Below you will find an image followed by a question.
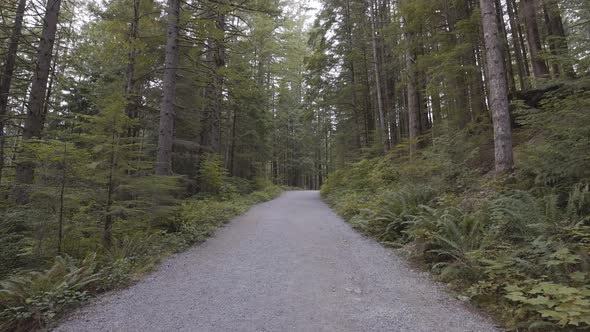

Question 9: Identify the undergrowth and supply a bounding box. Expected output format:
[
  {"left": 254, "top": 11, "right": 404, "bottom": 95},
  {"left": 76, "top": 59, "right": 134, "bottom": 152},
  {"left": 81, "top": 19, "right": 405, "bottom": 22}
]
[
  {"left": 0, "top": 180, "right": 283, "bottom": 331},
  {"left": 321, "top": 94, "right": 590, "bottom": 331}
]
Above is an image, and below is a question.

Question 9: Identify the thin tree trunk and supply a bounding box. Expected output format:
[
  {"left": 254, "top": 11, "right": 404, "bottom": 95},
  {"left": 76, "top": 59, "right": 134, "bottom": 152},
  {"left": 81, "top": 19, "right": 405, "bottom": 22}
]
[
  {"left": 42, "top": 36, "right": 61, "bottom": 131},
  {"left": 15, "top": 0, "right": 62, "bottom": 185},
  {"left": 512, "top": 0, "right": 532, "bottom": 78},
  {"left": 344, "top": 0, "right": 362, "bottom": 150},
  {"left": 479, "top": 0, "right": 514, "bottom": 172},
  {"left": 507, "top": 0, "right": 529, "bottom": 90},
  {"left": 0, "top": 0, "right": 27, "bottom": 185},
  {"left": 542, "top": 0, "right": 575, "bottom": 78},
  {"left": 104, "top": 130, "right": 117, "bottom": 249},
  {"left": 469, "top": 46, "right": 487, "bottom": 116},
  {"left": 201, "top": 6, "right": 226, "bottom": 154},
  {"left": 155, "top": 0, "right": 180, "bottom": 176},
  {"left": 57, "top": 141, "right": 66, "bottom": 255},
  {"left": 229, "top": 105, "right": 237, "bottom": 176},
  {"left": 406, "top": 46, "right": 421, "bottom": 157},
  {"left": 522, "top": 0, "right": 550, "bottom": 78},
  {"left": 369, "top": 0, "right": 388, "bottom": 154},
  {"left": 125, "top": 0, "right": 141, "bottom": 138},
  {"left": 495, "top": 0, "right": 516, "bottom": 93}
]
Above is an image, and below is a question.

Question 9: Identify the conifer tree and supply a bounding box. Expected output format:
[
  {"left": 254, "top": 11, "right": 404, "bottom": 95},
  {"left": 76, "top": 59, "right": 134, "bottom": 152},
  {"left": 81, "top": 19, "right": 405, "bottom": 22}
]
[
  {"left": 15, "top": 0, "right": 62, "bottom": 189},
  {"left": 480, "top": 0, "right": 514, "bottom": 172},
  {"left": 156, "top": 0, "right": 181, "bottom": 176}
]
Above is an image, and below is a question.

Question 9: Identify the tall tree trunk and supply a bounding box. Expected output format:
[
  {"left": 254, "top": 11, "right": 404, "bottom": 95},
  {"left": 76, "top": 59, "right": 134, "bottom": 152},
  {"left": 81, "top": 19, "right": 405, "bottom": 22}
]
[
  {"left": 200, "top": 7, "right": 226, "bottom": 154},
  {"left": 125, "top": 0, "right": 141, "bottom": 138},
  {"left": 15, "top": 0, "right": 62, "bottom": 185},
  {"left": 344, "top": 0, "right": 362, "bottom": 150},
  {"left": 495, "top": 0, "right": 517, "bottom": 93},
  {"left": 369, "top": 0, "right": 388, "bottom": 154},
  {"left": 469, "top": 46, "right": 487, "bottom": 117},
  {"left": 57, "top": 141, "right": 66, "bottom": 255},
  {"left": 479, "top": 0, "right": 514, "bottom": 172},
  {"left": 0, "top": 0, "right": 27, "bottom": 186},
  {"left": 445, "top": 1, "right": 471, "bottom": 128},
  {"left": 542, "top": 0, "right": 575, "bottom": 78},
  {"left": 362, "top": 48, "right": 375, "bottom": 146},
  {"left": 229, "top": 106, "right": 237, "bottom": 176},
  {"left": 512, "top": 0, "right": 532, "bottom": 78},
  {"left": 155, "top": 0, "right": 180, "bottom": 176},
  {"left": 406, "top": 46, "right": 421, "bottom": 157},
  {"left": 104, "top": 129, "right": 118, "bottom": 249},
  {"left": 522, "top": 0, "right": 550, "bottom": 78},
  {"left": 378, "top": 0, "right": 393, "bottom": 146},
  {"left": 507, "top": 0, "right": 529, "bottom": 90}
]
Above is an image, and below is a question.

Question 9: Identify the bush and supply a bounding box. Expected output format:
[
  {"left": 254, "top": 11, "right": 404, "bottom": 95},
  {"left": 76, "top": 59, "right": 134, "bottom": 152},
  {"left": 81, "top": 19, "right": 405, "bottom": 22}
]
[
  {"left": 199, "top": 153, "right": 227, "bottom": 194},
  {"left": 0, "top": 178, "right": 283, "bottom": 331},
  {"left": 517, "top": 82, "right": 590, "bottom": 188},
  {"left": 0, "top": 255, "right": 98, "bottom": 331},
  {"left": 321, "top": 136, "right": 590, "bottom": 330}
]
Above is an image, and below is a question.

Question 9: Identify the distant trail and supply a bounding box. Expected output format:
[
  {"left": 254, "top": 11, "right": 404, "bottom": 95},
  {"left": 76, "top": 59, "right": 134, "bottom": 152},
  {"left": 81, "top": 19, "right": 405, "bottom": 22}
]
[{"left": 55, "top": 191, "right": 499, "bottom": 332}]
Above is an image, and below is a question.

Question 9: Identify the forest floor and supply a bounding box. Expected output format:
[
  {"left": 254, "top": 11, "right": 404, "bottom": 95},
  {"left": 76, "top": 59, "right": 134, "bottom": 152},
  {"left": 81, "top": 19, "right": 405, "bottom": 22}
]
[{"left": 54, "top": 191, "right": 500, "bottom": 332}]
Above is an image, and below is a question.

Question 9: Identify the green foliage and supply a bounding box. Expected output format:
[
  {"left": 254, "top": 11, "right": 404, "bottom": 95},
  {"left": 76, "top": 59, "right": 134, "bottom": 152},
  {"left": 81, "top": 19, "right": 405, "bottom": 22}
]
[
  {"left": 0, "top": 214, "right": 28, "bottom": 277},
  {"left": 517, "top": 81, "right": 590, "bottom": 188},
  {"left": 0, "top": 177, "right": 282, "bottom": 330},
  {"left": 322, "top": 130, "right": 590, "bottom": 330},
  {"left": 199, "top": 154, "right": 227, "bottom": 194},
  {"left": 0, "top": 255, "right": 98, "bottom": 331},
  {"left": 505, "top": 280, "right": 590, "bottom": 328},
  {"left": 170, "top": 184, "right": 283, "bottom": 249}
]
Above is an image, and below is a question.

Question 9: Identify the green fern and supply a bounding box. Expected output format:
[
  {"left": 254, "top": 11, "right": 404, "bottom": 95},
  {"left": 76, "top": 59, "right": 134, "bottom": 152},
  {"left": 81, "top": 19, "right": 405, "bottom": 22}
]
[
  {"left": 431, "top": 208, "right": 483, "bottom": 268},
  {"left": 0, "top": 254, "right": 98, "bottom": 331}
]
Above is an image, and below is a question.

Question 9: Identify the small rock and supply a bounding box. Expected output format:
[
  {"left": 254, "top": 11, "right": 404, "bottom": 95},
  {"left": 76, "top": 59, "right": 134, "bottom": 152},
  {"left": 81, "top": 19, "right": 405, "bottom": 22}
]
[{"left": 457, "top": 295, "right": 470, "bottom": 303}]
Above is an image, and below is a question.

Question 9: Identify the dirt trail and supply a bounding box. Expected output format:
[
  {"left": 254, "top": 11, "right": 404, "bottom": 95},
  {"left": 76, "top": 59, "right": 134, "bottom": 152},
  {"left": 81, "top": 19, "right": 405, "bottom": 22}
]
[{"left": 55, "top": 191, "right": 500, "bottom": 332}]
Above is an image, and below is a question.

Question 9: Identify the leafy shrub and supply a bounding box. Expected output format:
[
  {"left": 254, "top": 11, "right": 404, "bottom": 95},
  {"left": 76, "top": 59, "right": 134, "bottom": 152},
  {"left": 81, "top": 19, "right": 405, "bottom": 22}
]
[
  {"left": 430, "top": 208, "right": 484, "bottom": 279},
  {"left": 517, "top": 82, "right": 590, "bottom": 188},
  {"left": 0, "top": 178, "right": 283, "bottom": 331},
  {"left": 505, "top": 279, "right": 590, "bottom": 329},
  {"left": 199, "top": 153, "right": 227, "bottom": 194},
  {"left": 321, "top": 140, "right": 590, "bottom": 330},
  {"left": 0, "top": 216, "right": 29, "bottom": 278},
  {"left": 0, "top": 255, "right": 98, "bottom": 331},
  {"left": 222, "top": 177, "right": 255, "bottom": 195},
  {"left": 96, "top": 236, "right": 160, "bottom": 291},
  {"left": 372, "top": 185, "right": 437, "bottom": 241},
  {"left": 97, "top": 258, "right": 134, "bottom": 292},
  {"left": 172, "top": 184, "right": 283, "bottom": 247}
]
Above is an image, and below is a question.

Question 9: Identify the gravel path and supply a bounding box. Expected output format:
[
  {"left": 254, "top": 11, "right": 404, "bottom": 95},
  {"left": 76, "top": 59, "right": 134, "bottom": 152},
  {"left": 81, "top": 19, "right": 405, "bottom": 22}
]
[{"left": 55, "top": 191, "right": 500, "bottom": 332}]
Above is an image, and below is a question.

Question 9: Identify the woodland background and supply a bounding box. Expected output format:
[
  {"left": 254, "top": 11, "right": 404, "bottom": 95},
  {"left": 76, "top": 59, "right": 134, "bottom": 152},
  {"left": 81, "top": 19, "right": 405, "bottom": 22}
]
[{"left": 0, "top": 0, "right": 589, "bottom": 330}]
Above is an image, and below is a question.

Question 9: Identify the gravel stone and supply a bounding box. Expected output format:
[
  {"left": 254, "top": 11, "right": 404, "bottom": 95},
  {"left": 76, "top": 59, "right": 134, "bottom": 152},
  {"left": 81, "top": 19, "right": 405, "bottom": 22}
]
[{"left": 55, "top": 191, "right": 501, "bottom": 332}]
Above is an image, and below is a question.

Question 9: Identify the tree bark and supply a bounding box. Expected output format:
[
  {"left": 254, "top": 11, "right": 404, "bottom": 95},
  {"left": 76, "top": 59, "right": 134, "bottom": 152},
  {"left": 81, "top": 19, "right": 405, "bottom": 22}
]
[
  {"left": 542, "top": 0, "right": 575, "bottom": 78},
  {"left": 369, "top": 0, "right": 388, "bottom": 154},
  {"left": 479, "top": 0, "right": 514, "bottom": 173},
  {"left": 506, "top": 0, "right": 529, "bottom": 90},
  {"left": 125, "top": 0, "right": 141, "bottom": 138},
  {"left": 155, "top": 0, "right": 180, "bottom": 176},
  {"left": 495, "top": 0, "right": 517, "bottom": 93},
  {"left": 104, "top": 130, "right": 117, "bottom": 249},
  {"left": 15, "top": 0, "right": 62, "bottom": 185},
  {"left": 522, "top": 0, "right": 550, "bottom": 78},
  {"left": 200, "top": 6, "right": 226, "bottom": 154},
  {"left": 57, "top": 141, "right": 66, "bottom": 255},
  {"left": 406, "top": 47, "right": 421, "bottom": 157},
  {"left": 0, "top": 0, "right": 27, "bottom": 185}
]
